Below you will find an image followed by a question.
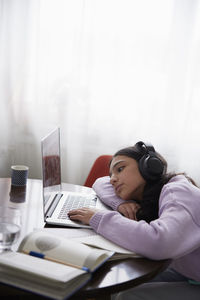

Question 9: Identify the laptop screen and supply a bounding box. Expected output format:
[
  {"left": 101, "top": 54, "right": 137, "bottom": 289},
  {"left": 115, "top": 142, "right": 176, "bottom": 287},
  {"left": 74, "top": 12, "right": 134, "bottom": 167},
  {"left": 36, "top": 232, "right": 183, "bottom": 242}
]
[{"left": 41, "top": 127, "right": 62, "bottom": 214}]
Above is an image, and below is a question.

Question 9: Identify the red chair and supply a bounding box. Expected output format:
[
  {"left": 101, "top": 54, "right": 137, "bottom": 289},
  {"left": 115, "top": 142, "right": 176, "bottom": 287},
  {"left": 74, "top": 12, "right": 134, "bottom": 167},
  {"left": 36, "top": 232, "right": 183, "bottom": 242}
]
[{"left": 84, "top": 155, "right": 112, "bottom": 188}]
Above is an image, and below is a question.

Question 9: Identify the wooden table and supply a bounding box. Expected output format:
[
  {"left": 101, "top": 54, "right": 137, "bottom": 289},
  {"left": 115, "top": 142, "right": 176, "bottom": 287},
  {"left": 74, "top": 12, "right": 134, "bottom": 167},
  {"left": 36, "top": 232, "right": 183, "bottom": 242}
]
[{"left": 0, "top": 178, "right": 170, "bottom": 300}]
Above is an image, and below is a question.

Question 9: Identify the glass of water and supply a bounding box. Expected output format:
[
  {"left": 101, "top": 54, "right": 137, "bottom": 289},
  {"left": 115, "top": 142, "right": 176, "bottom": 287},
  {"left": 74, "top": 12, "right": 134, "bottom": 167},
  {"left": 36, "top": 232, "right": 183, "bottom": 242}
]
[{"left": 0, "top": 206, "right": 21, "bottom": 253}]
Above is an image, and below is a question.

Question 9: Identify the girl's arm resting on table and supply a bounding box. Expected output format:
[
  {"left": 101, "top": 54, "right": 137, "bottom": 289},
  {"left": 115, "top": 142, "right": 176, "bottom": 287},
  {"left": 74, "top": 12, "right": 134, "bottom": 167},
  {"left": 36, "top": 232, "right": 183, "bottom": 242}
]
[
  {"left": 70, "top": 177, "right": 200, "bottom": 260},
  {"left": 92, "top": 176, "right": 131, "bottom": 210},
  {"left": 92, "top": 176, "right": 140, "bottom": 219},
  {"left": 89, "top": 183, "right": 200, "bottom": 260}
]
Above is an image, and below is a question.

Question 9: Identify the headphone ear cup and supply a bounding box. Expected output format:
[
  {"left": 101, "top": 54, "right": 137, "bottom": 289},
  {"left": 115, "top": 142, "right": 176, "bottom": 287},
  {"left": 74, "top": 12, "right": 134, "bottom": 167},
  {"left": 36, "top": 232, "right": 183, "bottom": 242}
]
[{"left": 138, "top": 154, "right": 164, "bottom": 181}]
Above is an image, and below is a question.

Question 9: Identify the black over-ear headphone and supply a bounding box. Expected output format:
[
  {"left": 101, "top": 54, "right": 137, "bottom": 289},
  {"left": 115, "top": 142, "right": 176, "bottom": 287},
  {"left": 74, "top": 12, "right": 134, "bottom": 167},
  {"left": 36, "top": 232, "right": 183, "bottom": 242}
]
[{"left": 136, "top": 141, "right": 164, "bottom": 182}]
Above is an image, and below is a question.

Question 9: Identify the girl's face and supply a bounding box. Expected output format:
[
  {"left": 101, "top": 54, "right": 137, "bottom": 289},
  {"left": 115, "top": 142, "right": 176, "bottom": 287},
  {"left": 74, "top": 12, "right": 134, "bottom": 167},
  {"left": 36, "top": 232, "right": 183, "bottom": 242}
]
[{"left": 109, "top": 155, "right": 146, "bottom": 201}]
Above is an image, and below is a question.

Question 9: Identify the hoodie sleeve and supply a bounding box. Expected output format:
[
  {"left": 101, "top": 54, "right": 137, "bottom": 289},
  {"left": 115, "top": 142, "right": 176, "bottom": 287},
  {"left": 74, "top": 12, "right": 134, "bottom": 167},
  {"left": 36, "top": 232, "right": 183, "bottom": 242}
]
[{"left": 92, "top": 176, "right": 125, "bottom": 210}]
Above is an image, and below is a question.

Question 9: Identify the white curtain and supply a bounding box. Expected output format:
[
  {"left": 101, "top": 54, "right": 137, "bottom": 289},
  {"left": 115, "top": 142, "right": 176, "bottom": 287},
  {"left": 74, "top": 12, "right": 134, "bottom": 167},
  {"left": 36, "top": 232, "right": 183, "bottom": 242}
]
[{"left": 0, "top": 0, "right": 200, "bottom": 185}]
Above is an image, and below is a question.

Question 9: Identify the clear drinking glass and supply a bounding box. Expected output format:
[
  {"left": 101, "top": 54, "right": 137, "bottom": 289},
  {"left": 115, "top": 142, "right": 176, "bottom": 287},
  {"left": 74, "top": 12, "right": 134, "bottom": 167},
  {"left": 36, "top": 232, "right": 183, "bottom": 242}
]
[{"left": 0, "top": 206, "right": 21, "bottom": 253}]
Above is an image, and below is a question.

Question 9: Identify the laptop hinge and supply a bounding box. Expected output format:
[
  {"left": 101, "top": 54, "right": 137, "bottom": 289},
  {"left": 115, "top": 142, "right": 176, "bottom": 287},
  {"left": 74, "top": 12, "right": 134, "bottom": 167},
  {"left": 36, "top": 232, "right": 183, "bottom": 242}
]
[{"left": 46, "top": 193, "right": 63, "bottom": 218}]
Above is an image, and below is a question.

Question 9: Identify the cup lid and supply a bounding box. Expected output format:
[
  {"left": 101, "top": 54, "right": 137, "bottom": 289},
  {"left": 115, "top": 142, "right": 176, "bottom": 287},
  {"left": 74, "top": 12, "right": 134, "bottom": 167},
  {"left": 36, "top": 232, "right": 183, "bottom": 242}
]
[{"left": 11, "top": 165, "right": 29, "bottom": 171}]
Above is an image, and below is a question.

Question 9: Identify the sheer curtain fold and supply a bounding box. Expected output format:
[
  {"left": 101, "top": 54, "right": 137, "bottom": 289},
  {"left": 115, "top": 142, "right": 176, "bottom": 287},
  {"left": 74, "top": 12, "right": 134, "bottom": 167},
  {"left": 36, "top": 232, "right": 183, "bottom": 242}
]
[{"left": 0, "top": 0, "right": 200, "bottom": 185}]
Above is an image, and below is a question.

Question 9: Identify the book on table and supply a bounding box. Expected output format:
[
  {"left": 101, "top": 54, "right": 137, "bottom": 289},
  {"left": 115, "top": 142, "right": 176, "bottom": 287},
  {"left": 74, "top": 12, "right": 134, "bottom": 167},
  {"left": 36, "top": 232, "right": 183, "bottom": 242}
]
[{"left": 0, "top": 230, "right": 114, "bottom": 300}]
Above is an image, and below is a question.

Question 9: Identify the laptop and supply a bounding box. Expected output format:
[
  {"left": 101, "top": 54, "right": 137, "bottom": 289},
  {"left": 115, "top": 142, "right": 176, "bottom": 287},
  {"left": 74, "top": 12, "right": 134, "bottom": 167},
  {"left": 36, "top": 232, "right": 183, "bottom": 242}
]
[{"left": 41, "top": 127, "right": 110, "bottom": 228}]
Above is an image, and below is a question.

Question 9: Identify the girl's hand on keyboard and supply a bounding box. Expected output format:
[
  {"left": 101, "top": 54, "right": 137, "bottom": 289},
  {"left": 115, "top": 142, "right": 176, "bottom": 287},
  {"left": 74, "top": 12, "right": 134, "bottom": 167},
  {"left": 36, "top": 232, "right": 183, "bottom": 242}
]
[{"left": 68, "top": 208, "right": 99, "bottom": 225}]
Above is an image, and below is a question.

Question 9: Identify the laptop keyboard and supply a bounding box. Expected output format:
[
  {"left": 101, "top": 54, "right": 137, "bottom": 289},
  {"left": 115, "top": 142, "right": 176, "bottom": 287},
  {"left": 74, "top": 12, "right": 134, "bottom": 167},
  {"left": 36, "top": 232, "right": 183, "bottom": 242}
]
[{"left": 58, "top": 194, "right": 97, "bottom": 219}]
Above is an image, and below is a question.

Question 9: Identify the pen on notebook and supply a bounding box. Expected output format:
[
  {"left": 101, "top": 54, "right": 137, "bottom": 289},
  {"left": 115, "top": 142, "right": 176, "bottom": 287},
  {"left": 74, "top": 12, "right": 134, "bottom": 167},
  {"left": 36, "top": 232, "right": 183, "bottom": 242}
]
[{"left": 22, "top": 250, "right": 89, "bottom": 272}]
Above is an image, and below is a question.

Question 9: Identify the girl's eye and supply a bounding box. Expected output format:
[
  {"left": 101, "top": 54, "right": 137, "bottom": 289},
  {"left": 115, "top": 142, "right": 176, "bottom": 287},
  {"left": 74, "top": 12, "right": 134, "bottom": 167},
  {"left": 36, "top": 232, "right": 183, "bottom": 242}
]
[{"left": 117, "top": 166, "right": 124, "bottom": 173}]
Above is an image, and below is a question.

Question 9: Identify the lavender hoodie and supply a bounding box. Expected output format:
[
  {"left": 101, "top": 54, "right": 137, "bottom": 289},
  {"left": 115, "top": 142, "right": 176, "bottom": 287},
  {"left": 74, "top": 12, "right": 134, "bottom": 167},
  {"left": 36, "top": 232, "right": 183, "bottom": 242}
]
[{"left": 90, "top": 175, "right": 200, "bottom": 282}]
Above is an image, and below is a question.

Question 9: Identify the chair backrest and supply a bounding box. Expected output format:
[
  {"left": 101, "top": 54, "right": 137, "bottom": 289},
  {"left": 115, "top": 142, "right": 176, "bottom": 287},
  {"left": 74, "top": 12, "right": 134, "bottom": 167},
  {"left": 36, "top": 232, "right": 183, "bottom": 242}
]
[{"left": 84, "top": 155, "right": 112, "bottom": 188}]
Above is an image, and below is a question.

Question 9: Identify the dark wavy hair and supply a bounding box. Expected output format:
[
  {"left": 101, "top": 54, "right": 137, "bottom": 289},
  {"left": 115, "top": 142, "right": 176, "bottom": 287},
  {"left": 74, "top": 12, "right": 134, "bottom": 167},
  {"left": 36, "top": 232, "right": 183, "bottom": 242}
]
[{"left": 111, "top": 144, "right": 197, "bottom": 223}]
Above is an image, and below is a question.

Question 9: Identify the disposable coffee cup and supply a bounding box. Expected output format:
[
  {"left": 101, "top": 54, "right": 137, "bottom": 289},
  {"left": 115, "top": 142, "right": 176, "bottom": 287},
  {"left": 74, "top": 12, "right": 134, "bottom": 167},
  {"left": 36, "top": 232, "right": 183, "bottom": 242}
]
[{"left": 11, "top": 165, "right": 29, "bottom": 186}]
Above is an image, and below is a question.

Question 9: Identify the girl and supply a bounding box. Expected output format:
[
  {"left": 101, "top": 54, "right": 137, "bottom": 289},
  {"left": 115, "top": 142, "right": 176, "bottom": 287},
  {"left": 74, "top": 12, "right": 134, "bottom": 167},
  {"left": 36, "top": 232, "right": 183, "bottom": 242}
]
[{"left": 68, "top": 141, "right": 200, "bottom": 299}]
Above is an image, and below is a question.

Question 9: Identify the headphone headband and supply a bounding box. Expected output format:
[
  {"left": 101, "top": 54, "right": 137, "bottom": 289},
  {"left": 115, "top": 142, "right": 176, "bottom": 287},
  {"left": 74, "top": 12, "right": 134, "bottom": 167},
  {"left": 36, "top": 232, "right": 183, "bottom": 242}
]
[{"left": 136, "top": 141, "right": 155, "bottom": 154}]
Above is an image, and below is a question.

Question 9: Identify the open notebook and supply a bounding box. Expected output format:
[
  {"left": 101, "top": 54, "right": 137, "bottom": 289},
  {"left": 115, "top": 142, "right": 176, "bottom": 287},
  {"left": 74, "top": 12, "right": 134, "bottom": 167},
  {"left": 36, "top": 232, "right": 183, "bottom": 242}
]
[{"left": 41, "top": 127, "right": 110, "bottom": 228}]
